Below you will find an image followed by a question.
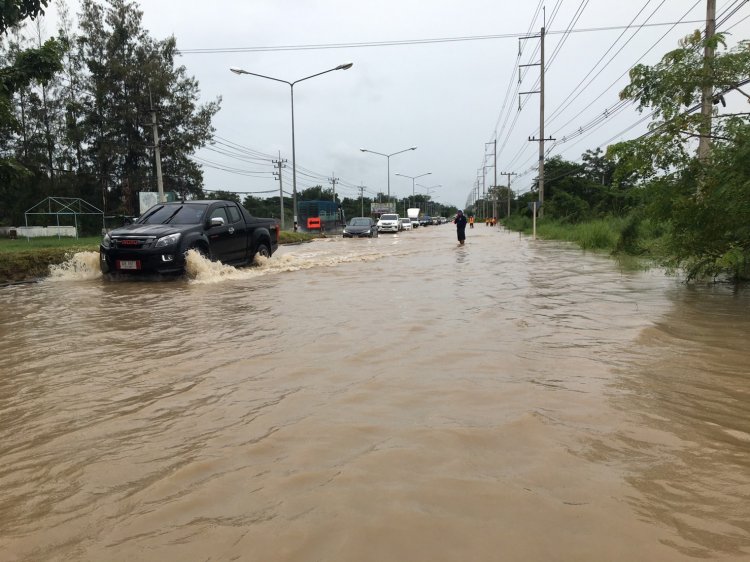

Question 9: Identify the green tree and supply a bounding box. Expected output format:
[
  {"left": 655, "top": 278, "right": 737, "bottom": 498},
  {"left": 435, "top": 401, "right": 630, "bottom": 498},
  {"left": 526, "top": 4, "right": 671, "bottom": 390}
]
[
  {"left": 203, "top": 189, "right": 239, "bottom": 204},
  {"left": 299, "top": 184, "right": 329, "bottom": 201},
  {"left": 0, "top": 1, "right": 62, "bottom": 224},
  {"left": 0, "top": 0, "right": 48, "bottom": 34},
  {"left": 609, "top": 32, "right": 750, "bottom": 280},
  {"left": 75, "top": 0, "right": 219, "bottom": 214}
]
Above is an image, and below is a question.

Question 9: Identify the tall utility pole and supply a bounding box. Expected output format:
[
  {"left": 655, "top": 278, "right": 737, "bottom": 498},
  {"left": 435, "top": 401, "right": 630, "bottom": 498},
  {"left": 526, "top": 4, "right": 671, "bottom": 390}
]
[
  {"left": 358, "top": 184, "right": 366, "bottom": 216},
  {"left": 482, "top": 166, "right": 487, "bottom": 219},
  {"left": 149, "top": 88, "right": 165, "bottom": 203},
  {"left": 328, "top": 174, "right": 339, "bottom": 203},
  {"left": 328, "top": 174, "right": 339, "bottom": 226},
  {"left": 273, "top": 152, "right": 287, "bottom": 230},
  {"left": 520, "top": 25, "right": 554, "bottom": 217},
  {"left": 486, "top": 140, "right": 497, "bottom": 219},
  {"left": 501, "top": 172, "right": 517, "bottom": 218},
  {"left": 698, "top": 0, "right": 717, "bottom": 164}
]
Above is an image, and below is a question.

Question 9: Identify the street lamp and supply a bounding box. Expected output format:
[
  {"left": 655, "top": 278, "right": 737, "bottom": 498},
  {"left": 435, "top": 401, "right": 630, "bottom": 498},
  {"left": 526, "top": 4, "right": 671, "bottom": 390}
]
[
  {"left": 395, "top": 172, "right": 430, "bottom": 207},
  {"left": 359, "top": 146, "right": 416, "bottom": 207},
  {"left": 230, "top": 62, "right": 354, "bottom": 230}
]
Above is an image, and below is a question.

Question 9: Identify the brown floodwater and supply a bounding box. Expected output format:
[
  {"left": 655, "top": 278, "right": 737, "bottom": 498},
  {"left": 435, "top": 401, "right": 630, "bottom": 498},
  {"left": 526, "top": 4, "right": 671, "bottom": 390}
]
[{"left": 0, "top": 224, "right": 748, "bottom": 561}]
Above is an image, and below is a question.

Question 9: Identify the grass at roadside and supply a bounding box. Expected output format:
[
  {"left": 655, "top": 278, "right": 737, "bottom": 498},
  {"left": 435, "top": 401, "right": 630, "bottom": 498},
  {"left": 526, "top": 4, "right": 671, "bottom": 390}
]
[
  {"left": 503, "top": 215, "right": 623, "bottom": 250},
  {"left": 0, "top": 237, "right": 101, "bottom": 282},
  {"left": 0, "top": 236, "right": 101, "bottom": 253},
  {"left": 0, "top": 231, "right": 319, "bottom": 283},
  {"left": 502, "top": 214, "right": 661, "bottom": 271}
]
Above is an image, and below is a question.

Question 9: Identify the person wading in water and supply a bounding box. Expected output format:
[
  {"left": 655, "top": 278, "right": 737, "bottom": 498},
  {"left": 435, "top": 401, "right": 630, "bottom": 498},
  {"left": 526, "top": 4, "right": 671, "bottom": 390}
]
[{"left": 454, "top": 210, "right": 468, "bottom": 245}]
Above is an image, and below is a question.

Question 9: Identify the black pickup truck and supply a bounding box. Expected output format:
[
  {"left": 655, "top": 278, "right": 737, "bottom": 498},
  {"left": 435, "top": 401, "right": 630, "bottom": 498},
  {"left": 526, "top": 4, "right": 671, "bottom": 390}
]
[{"left": 99, "top": 200, "right": 280, "bottom": 274}]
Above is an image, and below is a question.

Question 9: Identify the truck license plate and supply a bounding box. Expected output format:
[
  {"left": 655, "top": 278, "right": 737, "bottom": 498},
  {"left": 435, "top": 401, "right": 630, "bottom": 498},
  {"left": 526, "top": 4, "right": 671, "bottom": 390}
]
[{"left": 117, "top": 260, "right": 140, "bottom": 270}]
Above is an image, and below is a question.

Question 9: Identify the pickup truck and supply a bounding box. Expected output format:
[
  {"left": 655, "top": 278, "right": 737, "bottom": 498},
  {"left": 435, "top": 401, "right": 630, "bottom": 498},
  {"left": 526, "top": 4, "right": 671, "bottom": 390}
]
[{"left": 99, "top": 200, "right": 280, "bottom": 274}]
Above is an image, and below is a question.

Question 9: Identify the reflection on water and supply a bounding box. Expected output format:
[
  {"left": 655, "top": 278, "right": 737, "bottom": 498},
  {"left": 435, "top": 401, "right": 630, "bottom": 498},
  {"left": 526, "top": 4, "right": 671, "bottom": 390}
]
[{"left": 0, "top": 226, "right": 748, "bottom": 561}]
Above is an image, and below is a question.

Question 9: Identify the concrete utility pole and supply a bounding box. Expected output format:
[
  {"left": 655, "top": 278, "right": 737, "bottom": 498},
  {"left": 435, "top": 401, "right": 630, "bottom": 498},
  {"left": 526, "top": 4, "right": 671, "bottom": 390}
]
[
  {"left": 328, "top": 174, "right": 339, "bottom": 203},
  {"left": 520, "top": 26, "right": 554, "bottom": 218},
  {"left": 358, "top": 184, "right": 366, "bottom": 216},
  {"left": 149, "top": 88, "right": 165, "bottom": 203},
  {"left": 501, "top": 172, "right": 517, "bottom": 218},
  {"left": 328, "top": 174, "right": 339, "bottom": 225},
  {"left": 486, "top": 140, "right": 497, "bottom": 219},
  {"left": 482, "top": 166, "right": 487, "bottom": 219},
  {"left": 698, "top": 0, "right": 717, "bottom": 164},
  {"left": 273, "top": 152, "right": 287, "bottom": 229}
]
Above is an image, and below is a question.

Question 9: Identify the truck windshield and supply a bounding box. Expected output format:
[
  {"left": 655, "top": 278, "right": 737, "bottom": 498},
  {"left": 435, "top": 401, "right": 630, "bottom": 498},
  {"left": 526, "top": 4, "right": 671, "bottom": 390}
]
[
  {"left": 138, "top": 204, "right": 206, "bottom": 225},
  {"left": 381, "top": 214, "right": 398, "bottom": 221}
]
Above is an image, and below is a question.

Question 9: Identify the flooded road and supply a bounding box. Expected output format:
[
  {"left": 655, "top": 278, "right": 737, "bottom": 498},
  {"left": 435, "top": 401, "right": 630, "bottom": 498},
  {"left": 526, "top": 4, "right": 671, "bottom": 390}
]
[{"left": 1, "top": 224, "right": 749, "bottom": 561}]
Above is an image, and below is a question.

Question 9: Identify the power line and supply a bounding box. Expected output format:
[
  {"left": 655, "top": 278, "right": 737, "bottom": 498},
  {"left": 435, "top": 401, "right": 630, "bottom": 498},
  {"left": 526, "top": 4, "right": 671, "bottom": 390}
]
[
  {"left": 176, "top": 21, "right": 705, "bottom": 55},
  {"left": 504, "top": 0, "right": 705, "bottom": 177},
  {"left": 546, "top": 0, "right": 664, "bottom": 127}
]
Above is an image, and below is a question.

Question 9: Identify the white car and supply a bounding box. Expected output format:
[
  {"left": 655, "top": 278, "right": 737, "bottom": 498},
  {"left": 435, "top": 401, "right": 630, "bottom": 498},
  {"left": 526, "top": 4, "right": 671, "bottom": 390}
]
[
  {"left": 399, "top": 217, "right": 412, "bottom": 231},
  {"left": 377, "top": 213, "right": 400, "bottom": 233}
]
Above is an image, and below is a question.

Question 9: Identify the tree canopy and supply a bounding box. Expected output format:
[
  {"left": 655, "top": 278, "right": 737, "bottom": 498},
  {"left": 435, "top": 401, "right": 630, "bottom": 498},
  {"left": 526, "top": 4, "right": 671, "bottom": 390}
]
[
  {"left": 0, "top": 0, "right": 220, "bottom": 228},
  {"left": 608, "top": 32, "right": 750, "bottom": 280}
]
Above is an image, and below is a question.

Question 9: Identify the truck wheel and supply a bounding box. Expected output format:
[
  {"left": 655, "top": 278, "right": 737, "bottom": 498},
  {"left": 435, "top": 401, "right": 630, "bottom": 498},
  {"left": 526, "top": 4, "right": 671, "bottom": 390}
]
[
  {"left": 253, "top": 242, "right": 271, "bottom": 264},
  {"left": 187, "top": 243, "right": 208, "bottom": 259}
]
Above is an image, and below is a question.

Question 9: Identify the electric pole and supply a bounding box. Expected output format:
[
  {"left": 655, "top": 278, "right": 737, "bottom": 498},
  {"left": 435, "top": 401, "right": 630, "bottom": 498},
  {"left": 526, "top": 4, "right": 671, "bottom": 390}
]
[
  {"left": 482, "top": 165, "right": 487, "bottom": 219},
  {"left": 501, "top": 172, "right": 517, "bottom": 218},
  {"left": 328, "top": 174, "right": 339, "bottom": 226},
  {"left": 328, "top": 174, "right": 339, "bottom": 203},
  {"left": 358, "top": 184, "right": 366, "bottom": 217},
  {"left": 520, "top": 25, "right": 554, "bottom": 217},
  {"left": 273, "top": 152, "right": 287, "bottom": 230},
  {"left": 698, "top": 0, "right": 717, "bottom": 165},
  {"left": 149, "top": 88, "right": 165, "bottom": 203},
  {"left": 486, "top": 140, "right": 497, "bottom": 220}
]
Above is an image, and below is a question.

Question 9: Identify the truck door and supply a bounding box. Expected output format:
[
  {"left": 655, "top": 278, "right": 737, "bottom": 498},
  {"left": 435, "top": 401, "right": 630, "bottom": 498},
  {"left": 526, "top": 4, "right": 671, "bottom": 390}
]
[
  {"left": 225, "top": 204, "right": 248, "bottom": 261},
  {"left": 207, "top": 205, "right": 242, "bottom": 263}
]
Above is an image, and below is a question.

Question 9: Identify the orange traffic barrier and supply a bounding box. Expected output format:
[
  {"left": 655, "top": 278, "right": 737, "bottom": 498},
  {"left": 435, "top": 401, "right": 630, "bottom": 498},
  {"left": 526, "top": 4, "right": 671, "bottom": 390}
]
[{"left": 307, "top": 217, "right": 321, "bottom": 229}]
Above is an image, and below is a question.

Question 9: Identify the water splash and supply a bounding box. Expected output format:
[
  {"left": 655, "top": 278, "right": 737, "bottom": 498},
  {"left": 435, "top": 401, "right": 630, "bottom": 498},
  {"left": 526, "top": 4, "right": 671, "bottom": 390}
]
[
  {"left": 184, "top": 249, "right": 258, "bottom": 284},
  {"left": 42, "top": 241, "right": 404, "bottom": 285},
  {"left": 186, "top": 244, "right": 395, "bottom": 284},
  {"left": 46, "top": 251, "right": 102, "bottom": 281}
]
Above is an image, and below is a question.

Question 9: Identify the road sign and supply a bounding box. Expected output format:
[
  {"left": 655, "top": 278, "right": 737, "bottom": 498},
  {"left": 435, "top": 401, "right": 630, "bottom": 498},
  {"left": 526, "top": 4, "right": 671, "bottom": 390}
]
[{"left": 527, "top": 201, "right": 542, "bottom": 212}]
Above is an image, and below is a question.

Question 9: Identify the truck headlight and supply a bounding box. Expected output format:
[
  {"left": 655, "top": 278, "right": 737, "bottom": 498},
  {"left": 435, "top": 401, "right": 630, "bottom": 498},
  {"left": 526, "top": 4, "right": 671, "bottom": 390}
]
[
  {"left": 155, "top": 233, "right": 181, "bottom": 248},
  {"left": 101, "top": 233, "right": 111, "bottom": 249}
]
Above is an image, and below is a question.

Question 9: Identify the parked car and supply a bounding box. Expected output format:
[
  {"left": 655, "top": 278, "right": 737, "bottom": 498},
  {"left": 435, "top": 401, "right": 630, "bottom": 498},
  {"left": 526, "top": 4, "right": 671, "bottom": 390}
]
[
  {"left": 343, "top": 217, "right": 378, "bottom": 238},
  {"left": 377, "top": 213, "right": 400, "bottom": 233},
  {"left": 399, "top": 217, "right": 412, "bottom": 231},
  {"left": 100, "top": 200, "right": 279, "bottom": 274}
]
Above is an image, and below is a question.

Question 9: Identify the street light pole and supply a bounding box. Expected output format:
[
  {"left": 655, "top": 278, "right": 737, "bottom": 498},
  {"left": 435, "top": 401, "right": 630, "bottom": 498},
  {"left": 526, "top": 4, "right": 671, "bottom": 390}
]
[
  {"left": 360, "top": 146, "right": 417, "bottom": 207},
  {"left": 231, "top": 63, "right": 353, "bottom": 230},
  {"left": 395, "top": 172, "right": 431, "bottom": 208}
]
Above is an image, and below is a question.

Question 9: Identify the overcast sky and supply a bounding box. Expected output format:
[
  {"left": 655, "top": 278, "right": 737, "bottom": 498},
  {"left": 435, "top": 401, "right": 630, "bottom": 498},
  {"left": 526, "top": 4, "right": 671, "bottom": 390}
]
[{"left": 38, "top": 0, "right": 750, "bottom": 208}]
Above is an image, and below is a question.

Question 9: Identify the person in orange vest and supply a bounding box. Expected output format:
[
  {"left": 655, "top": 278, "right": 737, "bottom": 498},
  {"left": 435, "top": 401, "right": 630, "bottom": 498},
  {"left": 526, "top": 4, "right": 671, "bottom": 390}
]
[{"left": 469, "top": 215, "right": 474, "bottom": 228}]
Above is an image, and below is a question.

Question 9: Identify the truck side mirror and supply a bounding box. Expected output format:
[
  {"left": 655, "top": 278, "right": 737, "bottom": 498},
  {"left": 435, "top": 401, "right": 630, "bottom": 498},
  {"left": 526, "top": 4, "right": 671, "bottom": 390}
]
[{"left": 210, "top": 216, "right": 225, "bottom": 227}]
